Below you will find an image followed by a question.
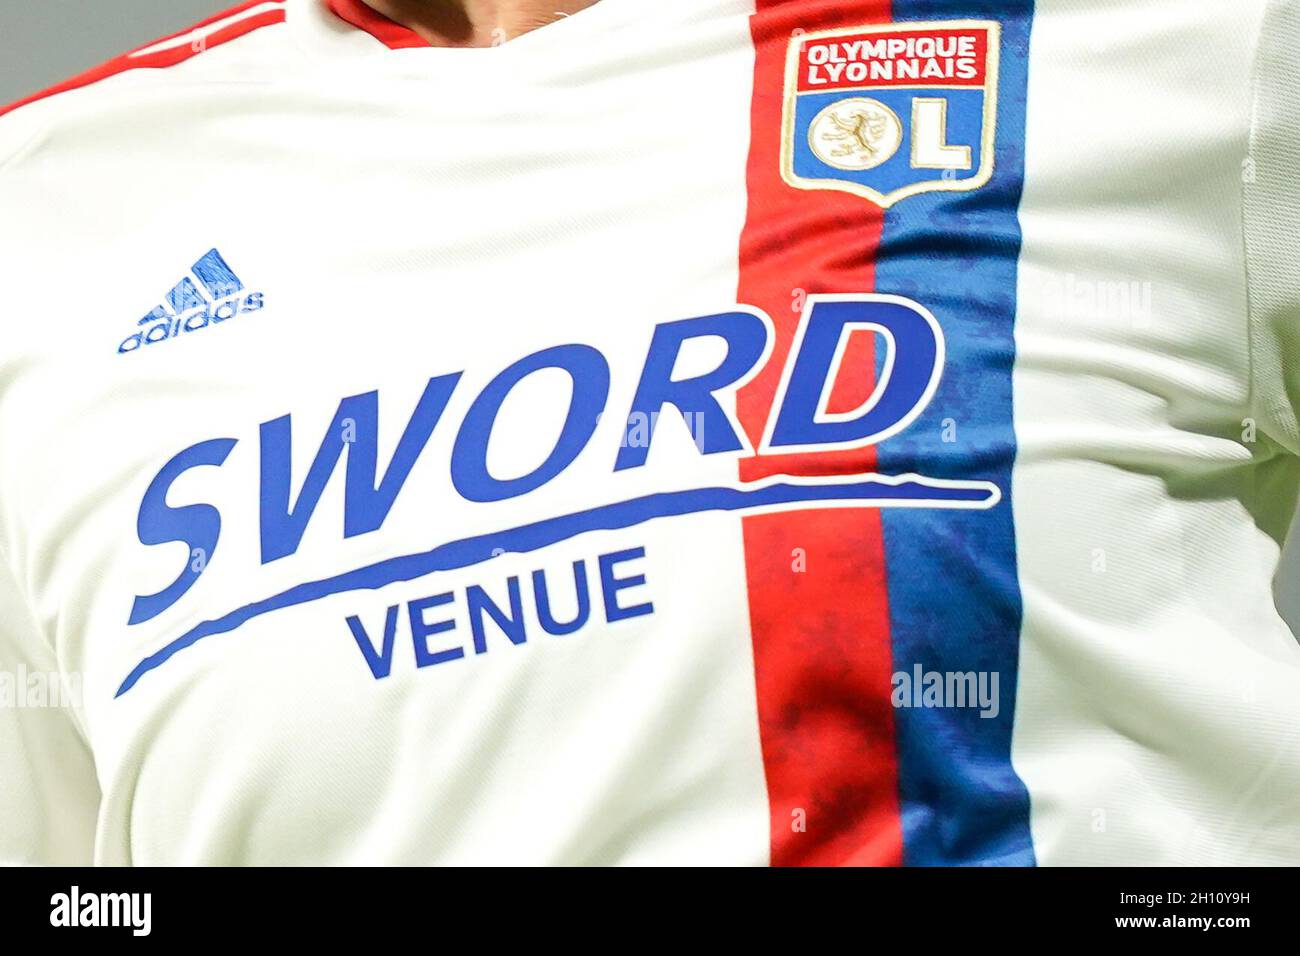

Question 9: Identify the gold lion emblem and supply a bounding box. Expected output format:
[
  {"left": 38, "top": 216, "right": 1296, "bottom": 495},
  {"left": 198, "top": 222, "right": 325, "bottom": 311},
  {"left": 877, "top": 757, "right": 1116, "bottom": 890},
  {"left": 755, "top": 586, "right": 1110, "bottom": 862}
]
[{"left": 808, "top": 98, "right": 904, "bottom": 171}]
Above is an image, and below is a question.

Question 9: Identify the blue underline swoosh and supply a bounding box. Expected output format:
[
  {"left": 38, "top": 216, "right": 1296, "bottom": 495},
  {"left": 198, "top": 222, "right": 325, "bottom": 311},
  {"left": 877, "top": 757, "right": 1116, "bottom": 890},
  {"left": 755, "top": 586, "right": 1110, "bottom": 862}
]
[{"left": 116, "top": 475, "right": 999, "bottom": 697}]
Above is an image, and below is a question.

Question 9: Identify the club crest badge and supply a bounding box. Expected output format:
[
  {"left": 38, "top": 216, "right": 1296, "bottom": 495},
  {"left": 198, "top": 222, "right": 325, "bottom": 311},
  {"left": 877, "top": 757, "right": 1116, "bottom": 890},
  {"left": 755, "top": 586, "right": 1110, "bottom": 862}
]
[{"left": 782, "top": 20, "right": 1001, "bottom": 207}]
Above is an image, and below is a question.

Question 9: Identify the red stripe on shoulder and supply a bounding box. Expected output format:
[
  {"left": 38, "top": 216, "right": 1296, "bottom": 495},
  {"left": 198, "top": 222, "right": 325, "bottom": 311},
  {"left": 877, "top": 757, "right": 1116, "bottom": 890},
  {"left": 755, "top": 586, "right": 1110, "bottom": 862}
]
[
  {"left": 0, "top": 1, "right": 287, "bottom": 121},
  {"left": 327, "top": 0, "right": 430, "bottom": 49}
]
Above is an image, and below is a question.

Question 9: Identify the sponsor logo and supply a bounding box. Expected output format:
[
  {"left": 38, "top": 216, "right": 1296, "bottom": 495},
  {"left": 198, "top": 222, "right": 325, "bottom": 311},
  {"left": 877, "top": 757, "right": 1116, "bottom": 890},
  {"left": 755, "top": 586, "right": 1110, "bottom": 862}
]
[
  {"left": 118, "top": 294, "right": 999, "bottom": 695},
  {"left": 782, "top": 20, "right": 1001, "bottom": 206},
  {"left": 117, "top": 248, "right": 263, "bottom": 354}
]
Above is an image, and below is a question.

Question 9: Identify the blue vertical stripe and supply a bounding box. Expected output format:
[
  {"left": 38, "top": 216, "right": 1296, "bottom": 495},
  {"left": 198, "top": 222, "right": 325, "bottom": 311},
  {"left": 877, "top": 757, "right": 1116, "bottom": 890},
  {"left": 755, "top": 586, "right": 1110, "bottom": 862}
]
[{"left": 874, "top": 0, "right": 1036, "bottom": 865}]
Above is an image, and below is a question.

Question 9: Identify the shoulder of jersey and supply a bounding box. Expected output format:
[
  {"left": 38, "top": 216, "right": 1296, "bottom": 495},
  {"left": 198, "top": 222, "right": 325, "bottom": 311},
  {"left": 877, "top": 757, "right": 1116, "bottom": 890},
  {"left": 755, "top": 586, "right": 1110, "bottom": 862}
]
[{"left": 0, "top": 0, "right": 293, "bottom": 164}]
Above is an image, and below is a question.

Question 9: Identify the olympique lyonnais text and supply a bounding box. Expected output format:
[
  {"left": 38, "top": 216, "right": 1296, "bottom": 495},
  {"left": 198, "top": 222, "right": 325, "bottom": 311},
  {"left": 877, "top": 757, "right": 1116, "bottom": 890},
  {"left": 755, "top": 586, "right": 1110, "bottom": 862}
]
[{"left": 797, "top": 29, "right": 988, "bottom": 91}]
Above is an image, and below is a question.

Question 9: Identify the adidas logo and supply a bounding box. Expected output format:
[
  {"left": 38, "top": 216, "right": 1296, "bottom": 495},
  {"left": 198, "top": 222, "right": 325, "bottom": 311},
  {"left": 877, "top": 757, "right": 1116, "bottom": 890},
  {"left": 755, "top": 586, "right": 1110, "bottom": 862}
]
[{"left": 118, "top": 248, "right": 264, "bottom": 355}]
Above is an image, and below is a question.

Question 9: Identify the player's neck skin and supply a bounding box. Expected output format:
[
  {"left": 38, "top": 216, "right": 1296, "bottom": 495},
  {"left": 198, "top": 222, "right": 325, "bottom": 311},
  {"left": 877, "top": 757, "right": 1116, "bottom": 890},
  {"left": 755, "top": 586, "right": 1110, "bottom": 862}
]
[{"left": 359, "top": 0, "right": 602, "bottom": 47}]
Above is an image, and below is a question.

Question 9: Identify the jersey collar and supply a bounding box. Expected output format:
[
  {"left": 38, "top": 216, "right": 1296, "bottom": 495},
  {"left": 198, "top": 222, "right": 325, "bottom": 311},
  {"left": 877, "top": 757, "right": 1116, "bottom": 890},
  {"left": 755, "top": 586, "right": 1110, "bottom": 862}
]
[
  {"left": 326, "top": 0, "right": 431, "bottom": 49},
  {"left": 293, "top": 0, "right": 649, "bottom": 57}
]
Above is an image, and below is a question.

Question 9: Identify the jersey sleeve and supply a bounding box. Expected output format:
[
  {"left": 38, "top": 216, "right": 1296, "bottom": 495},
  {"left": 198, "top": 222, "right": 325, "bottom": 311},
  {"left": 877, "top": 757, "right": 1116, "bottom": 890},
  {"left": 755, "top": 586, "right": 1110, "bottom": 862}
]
[
  {"left": 1243, "top": 0, "right": 1300, "bottom": 457},
  {"left": 0, "top": 550, "right": 99, "bottom": 865}
]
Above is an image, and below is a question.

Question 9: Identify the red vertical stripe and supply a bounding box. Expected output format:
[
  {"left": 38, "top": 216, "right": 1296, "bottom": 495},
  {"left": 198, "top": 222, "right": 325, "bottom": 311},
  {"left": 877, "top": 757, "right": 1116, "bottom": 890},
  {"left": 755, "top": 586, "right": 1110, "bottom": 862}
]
[{"left": 736, "top": 0, "right": 902, "bottom": 867}]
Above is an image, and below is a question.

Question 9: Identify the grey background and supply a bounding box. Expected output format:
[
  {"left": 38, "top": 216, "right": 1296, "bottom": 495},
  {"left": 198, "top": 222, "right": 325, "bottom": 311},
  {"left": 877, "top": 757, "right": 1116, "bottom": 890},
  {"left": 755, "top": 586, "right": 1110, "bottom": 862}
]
[
  {"left": 0, "top": 0, "right": 224, "bottom": 104},
  {"left": 1, "top": 1, "right": 1298, "bottom": 632}
]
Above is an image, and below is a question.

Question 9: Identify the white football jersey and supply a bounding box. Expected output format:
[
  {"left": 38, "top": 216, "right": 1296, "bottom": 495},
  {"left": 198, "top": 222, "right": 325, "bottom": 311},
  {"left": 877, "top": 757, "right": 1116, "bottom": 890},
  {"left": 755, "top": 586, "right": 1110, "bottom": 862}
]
[{"left": 2, "top": 0, "right": 1299, "bottom": 865}]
